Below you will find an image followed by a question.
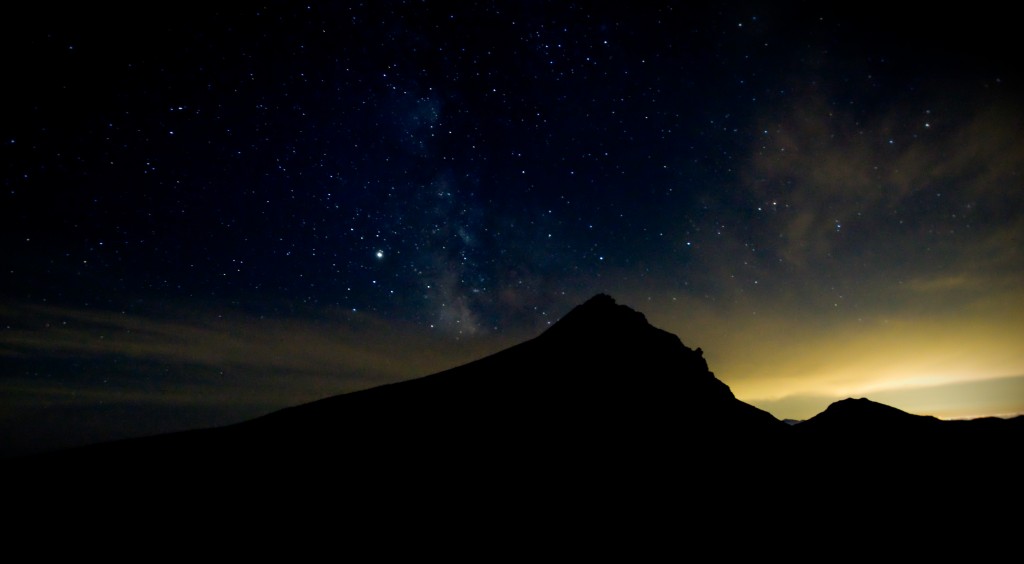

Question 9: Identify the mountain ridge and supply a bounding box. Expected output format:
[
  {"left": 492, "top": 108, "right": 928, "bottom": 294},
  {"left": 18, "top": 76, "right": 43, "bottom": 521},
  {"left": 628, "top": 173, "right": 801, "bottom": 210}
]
[
  {"left": 12, "top": 294, "right": 1019, "bottom": 465},
  {"left": 4, "top": 293, "right": 1020, "bottom": 543}
]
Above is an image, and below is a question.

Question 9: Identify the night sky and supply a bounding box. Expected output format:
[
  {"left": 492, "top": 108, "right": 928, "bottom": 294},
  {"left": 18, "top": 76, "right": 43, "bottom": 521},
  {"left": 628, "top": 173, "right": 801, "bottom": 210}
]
[{"left": 3, "top": 2, "right": 1022, "bottom": 457}]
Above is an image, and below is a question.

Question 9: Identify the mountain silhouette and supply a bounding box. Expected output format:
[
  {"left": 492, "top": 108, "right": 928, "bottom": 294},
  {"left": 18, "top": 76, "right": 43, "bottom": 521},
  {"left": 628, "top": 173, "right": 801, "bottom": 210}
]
[
  {"left": 794, "top": 395, "right": 1024, "bottom": 458},
  {"left": 20, "top": 294, "right": 782, "bottom": 468},
  {"left": 798, "top": 397, "right": 942, "bottom": 432},
  {"left": 6, "top": 294, "right": 1021, "bottom": 546}
]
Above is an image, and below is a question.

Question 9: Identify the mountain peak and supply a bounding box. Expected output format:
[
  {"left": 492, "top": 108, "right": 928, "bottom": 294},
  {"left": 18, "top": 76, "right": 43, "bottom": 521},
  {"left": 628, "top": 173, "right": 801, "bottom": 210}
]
[
  {"left": 529, "top": 294, "right": 771, "bottom": 421},
  {"left": 581, "top": 293, "right": 618, "bottom": 308},
  {"left": 541, "top": 293, "right": 651, "bottom": 340}
]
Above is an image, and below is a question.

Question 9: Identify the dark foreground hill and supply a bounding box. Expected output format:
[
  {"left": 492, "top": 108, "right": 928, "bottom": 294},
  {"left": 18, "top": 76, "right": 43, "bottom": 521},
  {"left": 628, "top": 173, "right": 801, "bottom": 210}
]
[
  {"left": 6, "top": 294, "right": 1021, "bottom": 547},
  {"left": 19, "top": 295, "right": 784, "bottom": 466}
]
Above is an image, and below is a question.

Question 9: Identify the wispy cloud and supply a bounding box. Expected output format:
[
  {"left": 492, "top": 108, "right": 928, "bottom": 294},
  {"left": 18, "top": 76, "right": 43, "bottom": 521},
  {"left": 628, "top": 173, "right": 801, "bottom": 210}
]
[
  {"left": 744, "top": 85, "right": 1024, "bottom": 269},
  {"left": 0, "top": 301, "right": 519, "bottom": 410}
]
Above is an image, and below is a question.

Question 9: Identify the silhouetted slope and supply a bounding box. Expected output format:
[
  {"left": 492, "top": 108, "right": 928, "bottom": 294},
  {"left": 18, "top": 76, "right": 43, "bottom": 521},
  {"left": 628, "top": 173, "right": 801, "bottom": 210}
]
[
  {"left": 790, "top": 397, "right": 1022, "bottom": 501},
  {"left": 223, "top": 293, "right": 785, "bottom": 463},
  {"left": 7, "top": 294, "right": 798, "bottom": 540},
  {"left": 249, "top": 294, "right": 779, "bottom": 428},
  {"left": 14, "top": 295, "right": 782, "bottom": 476},
  {"left": 797, "top": 397, "right": 942, "bottom": 433},
  {"left": 5, "top": 295, "right": 1021, "bottom": 546},
  {"left": 794, "top": 396, "right": 1023, "bottom": 444}
]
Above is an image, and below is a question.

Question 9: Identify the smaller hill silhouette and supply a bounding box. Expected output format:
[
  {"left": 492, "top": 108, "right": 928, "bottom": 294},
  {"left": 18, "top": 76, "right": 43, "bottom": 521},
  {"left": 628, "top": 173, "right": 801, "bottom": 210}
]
[{"left": 797, "top": 397, "right": 942, "bottom": 433}]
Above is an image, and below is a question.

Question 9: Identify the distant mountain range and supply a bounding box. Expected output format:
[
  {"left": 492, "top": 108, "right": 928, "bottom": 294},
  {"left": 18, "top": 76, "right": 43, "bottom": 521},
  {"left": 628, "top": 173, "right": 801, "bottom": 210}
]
[{"left": 6, "top": 294, "right": 1020, "bottom": 544}]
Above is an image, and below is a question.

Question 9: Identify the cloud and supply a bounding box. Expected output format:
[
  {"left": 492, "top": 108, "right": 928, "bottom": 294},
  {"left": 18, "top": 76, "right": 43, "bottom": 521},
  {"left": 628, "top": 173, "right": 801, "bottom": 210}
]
[
  {"left": 0, "top": 299, "right": 533, "bottom": 457},
  {"left": 744, "top": 85, "right": 1024, "bottom": 270},
  {"left": 0, "top": 300, "right": 519, "bottom": 410},
  {"left": 904, "top": 273, "right": 978, "bottom": 293}
]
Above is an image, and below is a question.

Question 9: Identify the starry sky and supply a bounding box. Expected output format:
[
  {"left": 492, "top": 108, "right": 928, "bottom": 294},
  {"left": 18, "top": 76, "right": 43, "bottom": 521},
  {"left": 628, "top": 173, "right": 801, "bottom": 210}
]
[{"left": 3, "top": 2, "right": 1023, "bottom": 456}]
